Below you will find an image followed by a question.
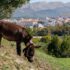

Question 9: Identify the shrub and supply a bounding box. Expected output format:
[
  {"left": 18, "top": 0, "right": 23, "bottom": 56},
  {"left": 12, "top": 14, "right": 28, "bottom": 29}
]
[
  {"left": 47, "top": 35, "right": 70, "bottom": 57},
  {"left": 40, "top": 35, "right": 51, "bottom": 43},
  {"left": 32, "top": 38, "right": 40, "bottom": 43},
  {"left": 47, "top": 35, "right": 62, "bottom": 57},
  {"left": 60, "top": 35, "right": 70, "bottom": 57}
]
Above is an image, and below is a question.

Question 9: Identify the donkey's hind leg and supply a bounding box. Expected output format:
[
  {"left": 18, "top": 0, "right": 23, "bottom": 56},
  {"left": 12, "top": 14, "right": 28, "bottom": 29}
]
[{"left": 0, "top": 34, "right": 2, "bottom": 47}]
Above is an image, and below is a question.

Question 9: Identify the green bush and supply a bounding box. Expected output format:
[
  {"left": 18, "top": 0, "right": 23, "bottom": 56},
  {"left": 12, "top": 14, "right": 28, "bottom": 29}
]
[
  {"left": 60, "top": 36, "right": 70, "bottom": 57},
  {"left": 47, "top": 35, "right": 62, "bottom": 57},
  {"left": 40, "top": 35, "right": 51, "bottom": 43},
  {"left": 32, "top": 38, "right": 40, "bottom": 43},
  {"left": 47, "top": 35, "right": 70, "bottom": 57}
]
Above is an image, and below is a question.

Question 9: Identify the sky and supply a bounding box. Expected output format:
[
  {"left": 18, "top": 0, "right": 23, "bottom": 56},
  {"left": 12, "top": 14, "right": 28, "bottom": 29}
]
[{"left": 30, "top": 0, "right": 70, "bottom": 3}]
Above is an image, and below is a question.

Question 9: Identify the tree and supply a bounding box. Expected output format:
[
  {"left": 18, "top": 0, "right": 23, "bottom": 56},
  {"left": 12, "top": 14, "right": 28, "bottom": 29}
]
[
  {"left": 36, "top": 28, "right": 48, "bottom": 36},
  {"left": 26, "top": 28, "right": 33, "bottom": 36},
  {"left": 0, "top": 0, "right": 30, "bottom": 18}
]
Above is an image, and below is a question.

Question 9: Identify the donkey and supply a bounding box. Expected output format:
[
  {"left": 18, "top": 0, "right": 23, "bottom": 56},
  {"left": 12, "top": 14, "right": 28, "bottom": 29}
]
[{"left": 0, "top": 20, "right": 40, "bottom": 62}]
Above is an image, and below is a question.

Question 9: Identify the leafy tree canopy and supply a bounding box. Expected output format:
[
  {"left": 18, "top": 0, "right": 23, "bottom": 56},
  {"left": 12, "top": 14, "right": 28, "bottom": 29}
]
[{"left": 0, "top": 0, "right": 30, "bottom": 18}]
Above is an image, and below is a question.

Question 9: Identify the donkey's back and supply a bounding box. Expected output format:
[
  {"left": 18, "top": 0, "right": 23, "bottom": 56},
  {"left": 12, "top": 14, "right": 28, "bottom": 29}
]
[{"left": 0, "top": 20, "right": 25, "bottom": 41}]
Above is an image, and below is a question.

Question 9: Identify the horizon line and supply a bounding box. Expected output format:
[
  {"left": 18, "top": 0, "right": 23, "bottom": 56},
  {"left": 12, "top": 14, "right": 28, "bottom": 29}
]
[{"left": 30, "top": 1, "right": 70, "bottom": 3}]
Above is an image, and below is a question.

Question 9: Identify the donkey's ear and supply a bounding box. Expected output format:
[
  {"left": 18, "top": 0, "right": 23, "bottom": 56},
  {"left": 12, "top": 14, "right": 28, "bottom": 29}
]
[{"left": 34, "top": 46, "right": 41, "bottom": 48}]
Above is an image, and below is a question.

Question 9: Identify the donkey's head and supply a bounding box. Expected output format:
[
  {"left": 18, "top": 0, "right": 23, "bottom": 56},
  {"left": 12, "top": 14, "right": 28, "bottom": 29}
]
[{"left": 23, "top": 40, "right": 41, "bottom": 62}]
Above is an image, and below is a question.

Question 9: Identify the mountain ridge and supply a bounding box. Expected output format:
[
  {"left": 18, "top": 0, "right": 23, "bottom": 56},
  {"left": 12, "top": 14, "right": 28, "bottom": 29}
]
[{"left": 11, "top": 2, "right": 70, "bottom": 18}]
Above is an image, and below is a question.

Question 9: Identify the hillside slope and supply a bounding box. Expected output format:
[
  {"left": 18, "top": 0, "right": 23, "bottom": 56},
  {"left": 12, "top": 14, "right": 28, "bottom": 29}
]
[
  {"left": 0, "top": 39, "right": 70, "bottom": 70},
  {"left": 0, "top": 39, "right": 51, "bottom": 70}
]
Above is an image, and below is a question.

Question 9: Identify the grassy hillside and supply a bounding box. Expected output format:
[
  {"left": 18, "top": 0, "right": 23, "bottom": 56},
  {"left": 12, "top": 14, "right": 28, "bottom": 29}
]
[{"left": 0, "top": 38, "right": 70, "bottom": 70}]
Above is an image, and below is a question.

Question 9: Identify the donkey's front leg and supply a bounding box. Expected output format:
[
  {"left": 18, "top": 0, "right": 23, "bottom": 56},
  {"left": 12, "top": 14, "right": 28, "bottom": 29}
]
[{"left": 16, "top": 42, "right": 21, "bottom": 56}]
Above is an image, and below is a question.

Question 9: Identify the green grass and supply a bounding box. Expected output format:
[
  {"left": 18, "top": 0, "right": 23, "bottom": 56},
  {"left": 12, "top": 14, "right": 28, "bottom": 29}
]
[
  {"left": 36, "top": 49, "right": 70, "bottom": 70},
  {"left": 1, "top": 38, "right": 70, "bottom": 70},
  {"left": 1, "top": 38, "right": 16, "bottom": 46}
]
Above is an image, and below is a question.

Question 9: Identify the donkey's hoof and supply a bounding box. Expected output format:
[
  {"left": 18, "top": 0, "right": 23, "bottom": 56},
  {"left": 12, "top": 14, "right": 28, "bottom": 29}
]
[{"left": 28, "top": 58, "right": 33, "bottom": 62}]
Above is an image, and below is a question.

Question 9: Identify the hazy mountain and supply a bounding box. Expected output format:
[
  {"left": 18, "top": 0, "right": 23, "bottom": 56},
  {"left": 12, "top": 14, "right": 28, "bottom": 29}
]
[{"left": 11, "top": 2, "right": 70, "bottom": 19}]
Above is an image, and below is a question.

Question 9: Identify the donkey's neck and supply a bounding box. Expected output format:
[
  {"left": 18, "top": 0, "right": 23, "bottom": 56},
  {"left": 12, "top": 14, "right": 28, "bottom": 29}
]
[{"left": 25, "top": 39, "right": 34, "bottom": 47}]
